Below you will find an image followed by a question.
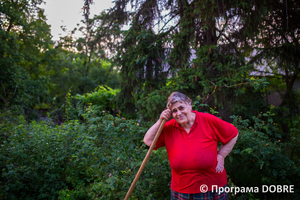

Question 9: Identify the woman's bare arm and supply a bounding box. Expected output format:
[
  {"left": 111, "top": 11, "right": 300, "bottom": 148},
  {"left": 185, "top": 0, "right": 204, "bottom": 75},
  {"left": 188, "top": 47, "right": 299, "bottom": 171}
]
[
  {"left": 215, "top": 133, "right": 238, "bottom": 173},
  {"left": 143, "top": 109, "right": 171, "bottom": 147}
]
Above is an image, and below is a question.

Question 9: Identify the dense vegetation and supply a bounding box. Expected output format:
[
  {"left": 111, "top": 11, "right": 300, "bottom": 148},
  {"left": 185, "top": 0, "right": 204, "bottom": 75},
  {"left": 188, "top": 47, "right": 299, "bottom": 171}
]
[{"left": 1, "top": 0, "right": 299, "bottom": 199}]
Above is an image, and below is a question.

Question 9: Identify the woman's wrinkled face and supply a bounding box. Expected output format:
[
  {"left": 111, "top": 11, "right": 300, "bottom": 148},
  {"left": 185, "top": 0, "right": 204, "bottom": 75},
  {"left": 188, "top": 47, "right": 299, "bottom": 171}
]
[{"left": 170, "top": 101, "right": 192, "bottom": 125}]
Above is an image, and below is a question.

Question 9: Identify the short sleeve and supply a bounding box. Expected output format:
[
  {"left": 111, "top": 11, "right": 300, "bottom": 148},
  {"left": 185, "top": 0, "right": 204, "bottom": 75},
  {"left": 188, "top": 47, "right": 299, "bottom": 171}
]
[{"left": 206, "top": 114, "right": 238, "bottom": 145}]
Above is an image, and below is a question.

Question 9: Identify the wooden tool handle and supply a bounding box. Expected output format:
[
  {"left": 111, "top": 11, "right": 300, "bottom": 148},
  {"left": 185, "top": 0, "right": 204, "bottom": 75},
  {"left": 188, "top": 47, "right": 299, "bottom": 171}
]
[{"left": 124, "top": 119, "right": 166, "bottom": 200}]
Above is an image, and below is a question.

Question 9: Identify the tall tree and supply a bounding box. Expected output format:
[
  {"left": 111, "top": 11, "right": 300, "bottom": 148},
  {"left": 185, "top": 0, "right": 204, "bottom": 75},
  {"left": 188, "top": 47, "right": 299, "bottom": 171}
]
[
  {"left": 0, "top": 0, "right": 54, "bottom": 112},
  {"left": 104, "top": 0, "right": 255, "bottom": 118},
  {"left": 57, "top": 0, "right": 123, "bottom": 95},
  {"left": 248, "top": 0, "right": 300, "bottom": 132},
  {"left": 92, "top": 0, "right": 299, "bottom": 121}
]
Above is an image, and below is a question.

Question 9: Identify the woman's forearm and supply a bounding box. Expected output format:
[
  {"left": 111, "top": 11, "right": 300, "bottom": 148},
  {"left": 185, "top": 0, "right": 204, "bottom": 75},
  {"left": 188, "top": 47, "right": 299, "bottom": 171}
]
[
  {"left": 143, "top": 119, "right": 163, "bottom": 147},
  {"left": 215, "top": 133, "right": 238, "bottom": 173},
  {"left": 217, "top": 133, "right": 238, "bottom": 158},
  {"left": 143, "top": 109, "right": 171, "bottom": 147}
]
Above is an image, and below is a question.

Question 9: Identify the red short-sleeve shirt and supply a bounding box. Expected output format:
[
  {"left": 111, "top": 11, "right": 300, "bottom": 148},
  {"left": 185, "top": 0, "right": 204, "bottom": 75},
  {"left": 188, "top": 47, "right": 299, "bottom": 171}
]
[{"left": 154, "top": 111, "right": 238, "bottom": 193}]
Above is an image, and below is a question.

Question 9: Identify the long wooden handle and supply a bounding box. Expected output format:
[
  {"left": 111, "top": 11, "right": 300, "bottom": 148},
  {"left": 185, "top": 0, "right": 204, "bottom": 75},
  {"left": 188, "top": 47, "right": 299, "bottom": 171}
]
[{"left": 124, "top": 119, "right": 167, "bottom": 200}]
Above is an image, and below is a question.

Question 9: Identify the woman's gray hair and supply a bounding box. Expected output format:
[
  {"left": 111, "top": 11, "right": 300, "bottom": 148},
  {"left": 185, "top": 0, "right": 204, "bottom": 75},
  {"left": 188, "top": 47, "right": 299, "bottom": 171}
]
[{"left": 166, "top": 92, "right": 192, "bottom": 109}]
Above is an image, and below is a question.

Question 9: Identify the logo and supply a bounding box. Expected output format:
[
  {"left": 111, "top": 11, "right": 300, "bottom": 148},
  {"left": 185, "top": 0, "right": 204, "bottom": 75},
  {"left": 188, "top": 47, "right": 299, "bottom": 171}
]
[{"left": 200, "top": 184, "right": 208, "bottom": 193}]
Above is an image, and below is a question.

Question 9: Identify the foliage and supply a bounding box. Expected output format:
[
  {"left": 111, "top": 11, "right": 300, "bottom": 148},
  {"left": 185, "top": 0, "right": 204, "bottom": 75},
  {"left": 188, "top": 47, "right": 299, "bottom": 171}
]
[
  {"left": 0, "top": 112, "right": 68, "bottom": 199},
  {"left": 0, "top": 0, "right": 299, "bottom": 199},
  {"left": 51, "top": 1, "right": 122, "bottom": 106},
  {"left": 0, "top": 0, "right": 53, "bottom": 113},
  {"left": 117, "top": 28, "right": 168, "bottom": 118},
  {"left": 227, "top": 109, "right": 300, "bottom": 199},
  {"left": 48, "top": 50, "right": 120, "bottom": 106},
  {"left": 0, "top": 0, "right": 121, "bottom": 120},
  {"left": 135, "top": 47, "right": 269, "bottom": 121},
  {"left": 0, "top": 106, "right": 171, "bottom": 200},
  {"left": 60, "top": 85, "right": 120, "bottom": 122},
  {"left": 248, "top": 0, "right": 300, "bottom": 112},
  {"left": 74, "top": 86, "right": 119, "bottom": 109},
  {"left": 1, "top": 105, "right": 300, "bottom": 199},
  {"left": 104, "top": 0, "right": 300, "bottom": 129}
]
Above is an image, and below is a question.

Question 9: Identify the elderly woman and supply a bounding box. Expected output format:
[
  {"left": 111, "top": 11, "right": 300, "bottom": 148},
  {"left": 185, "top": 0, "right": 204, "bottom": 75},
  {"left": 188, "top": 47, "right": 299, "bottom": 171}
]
[{"left": 143, "top": 92, "right": 238, "bottom": 200}]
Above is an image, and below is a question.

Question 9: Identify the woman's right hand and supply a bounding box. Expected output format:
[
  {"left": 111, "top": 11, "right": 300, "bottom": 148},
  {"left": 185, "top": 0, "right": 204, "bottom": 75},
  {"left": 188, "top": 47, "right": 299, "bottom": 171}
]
[{"left": 160, "top": 109, "right": 171, "bottom": 121}]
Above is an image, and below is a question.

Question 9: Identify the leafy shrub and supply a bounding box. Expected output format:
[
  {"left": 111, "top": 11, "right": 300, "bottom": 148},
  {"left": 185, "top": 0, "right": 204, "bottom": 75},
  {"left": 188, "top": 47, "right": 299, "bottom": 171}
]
[
  {"left": 0, "top": 114, "right": 68, "bottom": 199},
  {"left": 2, "top": 102, "right": 299, "bottom": 199},
  {"left": 74, "top": 85, "right": 120, "bottom": 112},
  {"left": 56, "top": 85, "right": 120, "bottom": 122},
  {"left": 76, "top": 105, "right": 171, "bottom": 200},
  {"left": 0, "top": 106, "right": 171, "bottom": 199},
  {"left": 227, "top": 109, "right": 300, "bottom": 199}
]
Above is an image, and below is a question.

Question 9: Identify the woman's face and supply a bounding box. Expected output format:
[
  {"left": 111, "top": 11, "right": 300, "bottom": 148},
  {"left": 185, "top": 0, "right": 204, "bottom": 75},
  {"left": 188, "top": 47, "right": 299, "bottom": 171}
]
[{"left": 170, "top": 101, "right": 192, "bottom": 125}]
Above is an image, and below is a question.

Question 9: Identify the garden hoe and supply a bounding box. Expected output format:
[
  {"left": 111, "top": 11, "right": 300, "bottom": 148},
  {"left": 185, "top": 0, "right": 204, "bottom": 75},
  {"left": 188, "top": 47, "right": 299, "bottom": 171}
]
[{"left": 124, "top": 119, "right": 166, "bottom": 200}]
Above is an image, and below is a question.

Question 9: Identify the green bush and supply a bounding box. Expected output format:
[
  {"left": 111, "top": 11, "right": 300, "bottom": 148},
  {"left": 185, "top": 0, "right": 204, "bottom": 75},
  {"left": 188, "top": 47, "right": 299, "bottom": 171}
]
[
  {"left": 2, "top": 103, "right": 299, "bottom": 199},
  {"left": 0, "top": 114, "right": 68, "bottom": 199},
  {"left": 0, "top": 106, "right": 171, "bottom": 199},
  {"left": 74, "top": 85, "right": 120, "bottom": 112},
  {"left": 54, "top": 85, "right": 120, "bottom": 122},
  {"left": 227, "top": 109, "right": 300, "bottom": 199},
  {"left": 76, "top": 105, "right": 171, "bottom": 200}
]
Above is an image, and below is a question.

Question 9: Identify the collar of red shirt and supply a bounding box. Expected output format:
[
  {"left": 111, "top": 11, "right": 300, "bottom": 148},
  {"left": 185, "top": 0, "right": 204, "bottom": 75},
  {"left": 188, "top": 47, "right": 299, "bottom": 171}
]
[{"left": 173, "top": 110, "right": 198, "bottom": 130}]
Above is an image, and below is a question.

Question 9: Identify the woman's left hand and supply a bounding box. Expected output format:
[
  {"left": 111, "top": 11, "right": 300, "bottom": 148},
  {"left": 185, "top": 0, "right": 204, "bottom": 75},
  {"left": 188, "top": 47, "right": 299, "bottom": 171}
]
[{"left": 215, "top": 154, "right": 225, "bottom": 173}]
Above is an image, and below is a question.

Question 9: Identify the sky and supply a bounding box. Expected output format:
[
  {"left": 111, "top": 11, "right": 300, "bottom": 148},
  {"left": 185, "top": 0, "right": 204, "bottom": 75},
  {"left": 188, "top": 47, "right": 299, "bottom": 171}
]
[{"left": 41, "top": 0, "right": 114, "bottom": 41}]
